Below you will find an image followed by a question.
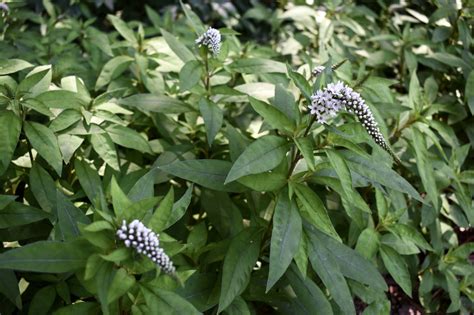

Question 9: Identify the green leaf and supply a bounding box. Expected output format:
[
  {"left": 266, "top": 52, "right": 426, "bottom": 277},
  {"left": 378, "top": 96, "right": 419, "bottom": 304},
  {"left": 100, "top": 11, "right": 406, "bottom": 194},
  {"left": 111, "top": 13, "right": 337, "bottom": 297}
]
[
  {"left": 249, "top": 97, "right": 295, "bottom": 132},
  {"left": 106, "top": 124, "right": 152, "bottom": 154},
  {"left": 465, "top": 71, "right": 474, "bottom": 115},
  {"left": 237, "top": 172, "right": 287, "bottom": 192},
  {"left": 274, "top": 83, "right": 299, "bottom": 123},
  {"left": 56, "top": 190, "right": 89, "bottom": 241},
  {"left": 107, "top": 15, "right": 138, "bottom": 45},
  {"left": 228, "top": 58, "right": 287, "bottom": 74},
  {"left": 74, "top": 159, "right": 107, "bottom": 210},
  {"left": 445, "top": 270, "right": 461, "bottom": 313},
  {"left": 344, "top": 153, "right": 423, "bottom": 202},
  {"left": 176, "top": 272, "right": 218, "bottom": 312},
  {"left": 111, "top": 176, "right": 133, "bottom": 220},
  {"left": 355, "top": 228, "right": 380, "bottom": 260},
  {"left": 95, "top": 56, "right": 134, "bottom": 90},
  {"left": 0, "top": 240, "right": 90, "bottom": 272},
  {"left": 49, "top": 109, "right": 82, "bottom": 132},
  {"left": 180, "top": 1, "right": 206, "bottom": 34},
  {"left": 36, "top": 90, "right": 86, "bottom": 109},
  {"left": 108, "top": 268, "right": 136, "bottom": 303},
  {"left": 292, "top": 183, "right": 340, "bottom": 241},
  {"left": 307, "top": 225, "right": 387, "bottom": 291},
  {"left": 28, "top": 285, "right": 56, "bottom": 315},
  {"left": 164, "top": 184, "right": 193, "bottom": 228},
  {"left": 225, "top": 135, "right": 288, "bottom": 184},
  {"left": 119, "top": 94, "right": 193, "bottom": 114},
  {"left": 295, "top": 137, "right": 315, "bottom": 171},
  {"left": 379, "top": 245, "right": 412, "bottom": 297},
  {"left": 29, "top": 164, "right": 57, "bottom": 214},
  {"left": 180, "top": 60, "right": 202, "bottom": 91},
  {"left": 387, "top": 224, "right": 432, "bottom": 251},
  {"left": 199, "top": 98, "right": 223, "bottom": 146},
  {"left": 148, "top": 187, "right": 173, "bottom": 232},
  {"left": 24, "top": 122, "right": 63, "bottom": 175},
  {"left": 159, "top": 159, "right": 245, "bottom": 192},
  {"left": 0, "top": 111, "right": 21, "bottom": 175},
  {"left": 287, "top": 66, "right": 312, "bottom": 100},
  {"left": 128, "top": 169, "right": 157, "bottom": 202},
  {"left": 306, "top": 229, "right": 355, "bottom": 315},
  {"left": 53, "top": 302, "right": 99, "bottom": 315},
  {"left": 0, "top": 269, "right": 21, "bottom": 309},
  {"left": 0, "top": 59, "right": 33, "bottom": 75},
  {"left": 267, "top": 190, "right": 302, "bottom": 291},
  {"left": 286, "top": 266, "right": 333, "bottom": 315},
  {"left": 327, "top": 149, "right": 370, "bottom": 213},
  {"left": 219, "top": 228, "right": 263, "bottom": 313},
  {"left": 91, "top": 132, "right": 120, "bottom": 171},
  {"left": 412, "top": 127, "right": 438, "bottom": 209},
  {"left": 141, "top": 285, "right": 201, "bottom": 315},
  {"left": 160, "top": 28, "right": 195, "bottom": 63}
]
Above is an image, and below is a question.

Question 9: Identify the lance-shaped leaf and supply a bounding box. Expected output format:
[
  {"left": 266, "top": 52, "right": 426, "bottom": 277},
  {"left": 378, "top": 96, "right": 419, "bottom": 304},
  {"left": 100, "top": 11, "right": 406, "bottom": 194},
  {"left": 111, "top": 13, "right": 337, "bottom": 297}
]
[
  {"left": 249, "top": 97, "right": 295, "bottom": 132},
  {"left": 267, "top": 190, "right": 302, "bottom": 291},
  {"left": 24, "top": 122, "right": 63, "bottom": 176},
  {"left": 225, "top": 135, "right": 288, "bottom": 184},
  {"left": 0, "top": 240, "right": 91, "bottom": 272},
  {"left": 0, "top": 111, "right": 21, "bottom": 176},
  {"left": 199, "top": 98, "right": 223, "bottom": 146}
]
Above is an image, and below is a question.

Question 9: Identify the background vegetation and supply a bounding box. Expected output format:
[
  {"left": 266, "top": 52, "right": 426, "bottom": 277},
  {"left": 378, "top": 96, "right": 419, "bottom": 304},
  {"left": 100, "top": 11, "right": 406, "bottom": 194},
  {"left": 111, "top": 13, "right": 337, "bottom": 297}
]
[{"left": 0, "top": 0, "right": 473, "bottom": 314}]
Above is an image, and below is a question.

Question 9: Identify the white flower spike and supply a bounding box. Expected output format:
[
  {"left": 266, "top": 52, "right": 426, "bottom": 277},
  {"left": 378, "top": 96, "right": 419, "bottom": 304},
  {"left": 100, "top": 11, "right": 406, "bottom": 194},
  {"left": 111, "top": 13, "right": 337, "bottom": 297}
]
[
  {"left": 309, "top": 81, "right": 398, "bottom": 161},
  {"left": 196, "top": 27, "right": 221, "bottom": 56},
  {"left": 117, "top": 219, "right": 175, "bottom": 274}
]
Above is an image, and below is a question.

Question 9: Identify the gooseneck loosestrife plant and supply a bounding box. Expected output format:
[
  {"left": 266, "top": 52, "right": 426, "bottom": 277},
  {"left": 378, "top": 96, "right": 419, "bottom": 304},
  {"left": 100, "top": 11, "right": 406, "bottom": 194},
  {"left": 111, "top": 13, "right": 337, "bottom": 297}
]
[{"left": 0, "top": 1, "right": 471, "bottom": 314}]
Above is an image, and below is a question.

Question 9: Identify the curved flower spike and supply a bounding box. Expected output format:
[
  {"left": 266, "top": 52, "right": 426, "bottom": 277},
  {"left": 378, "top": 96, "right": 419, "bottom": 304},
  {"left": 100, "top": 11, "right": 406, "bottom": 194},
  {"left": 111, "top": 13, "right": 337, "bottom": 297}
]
[
  {"left": 117, "top": 219, "right": 175, "bottom": 274},
  {"left": 309, "top": 81, "right": 400, "bottom": 162}
]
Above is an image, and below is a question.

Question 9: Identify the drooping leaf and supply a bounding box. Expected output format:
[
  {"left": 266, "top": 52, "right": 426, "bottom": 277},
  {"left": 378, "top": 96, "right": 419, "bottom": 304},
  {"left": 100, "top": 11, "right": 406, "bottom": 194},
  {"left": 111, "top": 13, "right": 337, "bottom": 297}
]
[
  {"left": 0, "top": 202, "right": 50, "bottom": 228},
  {"left": 267, "top": 190, "right": 302, "bottom": 291},
  {"left": 0, "top": 59, "right": 33, "bottom": 75},
  {"left": 228, "top": 58, "right": 287, "bottom": 74},
  {"left": 286, "top": 266, "right": 333, "bottom": 315},
  {"left": 159, "top": 159, "right": 246, "bottom": 192},
  {"left": 95, "top": 56, "right": 134, "bottom": 90},
  {"left": 219, "top": 228, "right": 263, "bottom": 313},
  {"left": 225, "top": 135, "right": 288, "bottom": 184},
  {"left": 55, "top": 190, "right": 90, "bottom": 241},
  {"left": 141, "top": 285, "right": 201, "bottom": 315},
  {"left": 180, "top": 60, "right": 202, "bottom": 91},
  {"left": 0, "top": 111, "right": 21, "bottom": 175},
  {"left": 90, "top": 132, "right": 120, "bottom": 171},
  {"left": 292, "top": 183, "right": 340, "bottom": 241},
  {"left": 160, "top": 28, "right": 195, "bottom": 63},
  {"left": 249, "top": 97, "right": 295, "bottom": 132},
  {"left": 306, "top": 229, "right": 355, "bottom": 315},
  {"left": 379, "top": 245, "right": 412, "bottom": 297},
  {"left": 107, "top": 15, "right": 138, "bottom": 45},
  {"left": 307, "top": 225, "right": 387, "bottom": 291},
  {"left": 106, "top": 124, "right": 152, "bottom": 154},
  {"left": 24, "top": 122, "right": 63, "bottom": 176},
  {"left": 119, "top": 94, "right": 193, "bottom": 114},
  {"left": 199, "top": 98, "right": 223, "bottom": 146},
  {"left": 0, "top": 240, "right": 91, "bottom": 272}
]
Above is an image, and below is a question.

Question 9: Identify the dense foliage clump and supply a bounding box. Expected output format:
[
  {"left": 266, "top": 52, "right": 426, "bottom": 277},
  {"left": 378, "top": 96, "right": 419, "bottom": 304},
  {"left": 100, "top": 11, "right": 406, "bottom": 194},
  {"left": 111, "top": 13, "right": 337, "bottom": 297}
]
[{"left": 0, "top": 0, "right": 473, "bottom": 314}]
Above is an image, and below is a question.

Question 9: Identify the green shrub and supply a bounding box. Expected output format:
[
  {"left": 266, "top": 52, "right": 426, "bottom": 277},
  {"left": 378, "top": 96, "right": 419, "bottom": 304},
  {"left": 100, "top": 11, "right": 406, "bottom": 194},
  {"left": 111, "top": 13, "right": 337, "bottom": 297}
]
[{"left": 0, "top": 1, "right": 472, "bottom": 314}]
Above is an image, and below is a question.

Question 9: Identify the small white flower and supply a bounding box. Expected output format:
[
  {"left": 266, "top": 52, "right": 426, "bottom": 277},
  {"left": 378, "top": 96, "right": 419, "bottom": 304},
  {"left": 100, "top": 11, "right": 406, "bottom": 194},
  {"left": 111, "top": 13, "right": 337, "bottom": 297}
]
[{"left": 196, "top": 27, "right": 221, "bottom": 56}]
